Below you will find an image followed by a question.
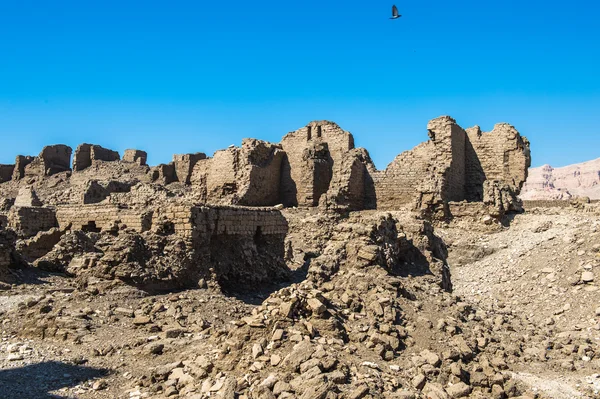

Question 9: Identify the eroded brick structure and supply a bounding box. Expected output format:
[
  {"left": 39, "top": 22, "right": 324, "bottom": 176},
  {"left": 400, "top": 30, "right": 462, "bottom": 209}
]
[
  {"left": 371, "top": 117, "right": 530, "bottom": 213},
  {"left": 0, "top": 164, "right": 15, "bottom": 183},
  {"left": 1, "top": 115, "right": 530, "bottom": 217},
  {"left": 192, "top": 139, "right": 285, "bottom": 206},
  {"left": 0, "top": 115, "right": 530, "bottom": 288},
  {"left": 123, "top": 149, "right": 148, "bottom": 166},
  {"left": 73, "top": 144, "right": 120, "bottom": 171}
]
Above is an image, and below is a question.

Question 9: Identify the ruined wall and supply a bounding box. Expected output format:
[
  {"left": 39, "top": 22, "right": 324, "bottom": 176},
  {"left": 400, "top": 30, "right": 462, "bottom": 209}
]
[
  {"left": 8, "top": 207, "right": 57, "bottom": 238},
  {"left": 173, "top": 153, "right": 206, "bottom": 185},
  {"left": 236, "top": 139, "right": 285, "bottom": 206},
  {"left": 0, "top": 228, "right": 17, "bottom": 274},
  {"left": 465, "top": 124, "right": 531, "bottom": 201},
  {"left": 371, "top": 142, "right": 433, "bottom": 210},
  {"left": 371, "top": 115, "right": 472, "bottom": 210},
  {"left": 81, "top": 180, "right": 133, "bottom": 204},
  {"left": 56, "top": 204, "right": 152, "bottom": 232},
  {"left": 522, "top": 200, "right": 572, "bottom": 209},
  {"left": 280, "top": 121, "right": 355, "bottom": 207},
  {"left": 57, "top": 203, "right": 287, "bottom": 243},
  {"left": 73, "top": 144, "right": 120, "bottom": 171},
  {"left": 371, "top": 116, "right": 530, "bottom": 213},
  {"left": 1, "top": 116, "right": 531, "bottom": 220},
  {"left": 0, "top": 164, "right": 15, "bottom": 183},
  {"left": 154, "top": 205, "right": 288, "bottom": 240},
  {"left": 196, "top": 139, "right": 285, "bottom": 206},
  {"left": 150, "top": 163, "right": 176, "bottom": 185},
  {"left": 321, "top": 148, "right": 374, "bottom": 211},
  {"left": 23, "top": 145, "right": 72, "bottom": 178},
  {"left": 204, "top": 149, "right": 238, "bottom": 202},
  {"left": 371, "top": 116, "right": 467, "bottom": 211},
  {"left": 12, "top": 155, "right": 34, "bottom": 180},
  {"left": 14, "top": 188, "right": 42, "bottom": 207},
  {"left": 123, "top": 149, "right": 147, "bottom": 166}
]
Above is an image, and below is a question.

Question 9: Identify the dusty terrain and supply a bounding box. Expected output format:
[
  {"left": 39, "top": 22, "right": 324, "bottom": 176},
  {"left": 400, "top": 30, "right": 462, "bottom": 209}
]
[
  {"left": 3, "top": 117, "right": 598, "bottom": 399},
  {"left": 1, "top": 204, "right": 600, "bottom": 399}
]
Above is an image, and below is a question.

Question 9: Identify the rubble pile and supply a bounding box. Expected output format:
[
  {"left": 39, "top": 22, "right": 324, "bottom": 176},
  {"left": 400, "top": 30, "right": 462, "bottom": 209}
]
[{"left": 3, "top": 117, "right": 598, "bottom": 398}]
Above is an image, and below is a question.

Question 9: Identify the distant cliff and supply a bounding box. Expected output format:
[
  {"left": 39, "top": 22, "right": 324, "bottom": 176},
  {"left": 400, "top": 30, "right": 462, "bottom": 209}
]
[{"left": 520, "top": 158, "right": 600, "bottom": 200}]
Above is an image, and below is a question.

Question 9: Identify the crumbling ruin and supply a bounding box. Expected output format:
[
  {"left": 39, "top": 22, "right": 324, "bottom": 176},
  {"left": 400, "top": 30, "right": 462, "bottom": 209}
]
[
  {"left": 7, "top": 116, "right": 600, "bottom": 399},
  {"left": 0, "top": 115, "right": 530, "bottom": 288}
]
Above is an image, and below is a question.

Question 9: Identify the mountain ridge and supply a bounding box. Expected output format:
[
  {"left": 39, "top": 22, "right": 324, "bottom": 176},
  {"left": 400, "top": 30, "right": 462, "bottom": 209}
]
[{"left": 520, "top": 157, "right": 600, "bottom": 200}]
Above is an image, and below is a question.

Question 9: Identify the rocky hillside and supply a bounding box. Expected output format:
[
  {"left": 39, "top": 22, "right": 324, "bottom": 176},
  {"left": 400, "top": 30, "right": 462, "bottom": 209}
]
[{"left": 520, "top": 158, "right": 600, "bottom": 200}]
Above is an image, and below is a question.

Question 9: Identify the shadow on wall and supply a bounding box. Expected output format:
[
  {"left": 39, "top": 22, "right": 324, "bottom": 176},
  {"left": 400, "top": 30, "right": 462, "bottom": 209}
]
[
  {"left": 214, "top": 229, "right": 299, "bottom": 305},
  {"left": 362, "top": 161, "right": 377, "bottom": 210},
  {"left": 0, "top": 361, "right": 109, "bottom": 399},
  {"left": 464, "top": 136, "right": 487, "bottom": 202},
  {"left": 280, "top": 155, "right": 298, "bottom": 207}
]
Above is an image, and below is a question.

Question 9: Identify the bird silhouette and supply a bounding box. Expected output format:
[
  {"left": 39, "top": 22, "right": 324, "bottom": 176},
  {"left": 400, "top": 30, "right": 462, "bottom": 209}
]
[{"left": 390, "top": 5, "right": 401, "bottom": 19}]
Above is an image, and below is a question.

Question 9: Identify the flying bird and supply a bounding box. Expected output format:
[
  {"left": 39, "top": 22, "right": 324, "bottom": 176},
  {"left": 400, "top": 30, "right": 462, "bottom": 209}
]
[{"left": 390, "top": 5, "right": 401, "bottom": 19}]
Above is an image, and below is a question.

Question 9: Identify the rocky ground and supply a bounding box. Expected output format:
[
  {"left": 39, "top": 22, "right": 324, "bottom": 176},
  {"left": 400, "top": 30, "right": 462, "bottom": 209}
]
[{"left": 1, "top": 206, "right": 600, "bottom": 399}]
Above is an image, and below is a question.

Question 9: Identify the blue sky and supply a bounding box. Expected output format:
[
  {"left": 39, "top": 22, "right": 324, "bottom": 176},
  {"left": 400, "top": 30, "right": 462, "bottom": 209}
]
[{"left": 0, "top": 1, "right": 598, "bottom": 169}]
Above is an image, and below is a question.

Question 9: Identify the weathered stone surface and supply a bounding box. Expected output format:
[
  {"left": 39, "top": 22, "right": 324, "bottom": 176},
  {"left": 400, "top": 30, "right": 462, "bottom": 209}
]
[
  {"left": 445, "top": 382, "right": 471, "bottom": 398},
  {"left": 16, "top": 227, "right": 63, "bottom": 262},
  {"left": 0, "top": 228, "right": 18, "bottom": 278},
  {"left": 193, "top": 139, "right": 285, "bottom": 206},
  {"left": 150, "top": 163, "right": 176, "bottom": 185},
  {"left": 0, "top": 164, "right": 15, "bottom": 183},
  {"left": 12, "top": 155, "right": 34, "bottom": 180},
  {"left": 14, "top": 187, "right": 42, "bottom": 207},
  {"left": 280, "top": 121, "right": 355, "bottom": 207},
  {"left": 465, "top": 123, "right": 531, "bottom": 201},
  {"left": 8, "top": 207, "right": 57, "bottom": 238},
  {"left": 81, "top": 180, "right": 132, "bottom": 204},
  {"left": 173, "top": 153, "right": 206, "bottom": 185},
  {"left": 371, "top": 117, "right": 530, "bottom": 217},
  {"left": 23, "top": 145, "right": 72, "bottom": 177},
  {"left": 73, "top": 144, "right": 120, "bottom": 171},
  {"left": 123, "top": 149, "right": 147, "bottom": 166}
]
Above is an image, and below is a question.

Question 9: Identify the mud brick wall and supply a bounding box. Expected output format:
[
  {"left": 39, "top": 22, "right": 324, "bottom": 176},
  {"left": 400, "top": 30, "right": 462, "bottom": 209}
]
[
  {"left": 0, "top": 164, "right": 14, "bottom": 183},
  {"left": 447, "top": 202, "right": 490, "bottom": 218},
  {"left": 173, "top": 153, "right": 206, "bottom": 185},
  {"left": 205, "top": 149, "right": 238, "bottom": 203},
  {"left": 56, "top": 204, "right": 151, "bottom": 232},
  {"left": 193, "top": 206, "right": 289, "bottom": 236},
  {"left": 151, "top": 163, "right": 176, "bottom": 185},
  {"left": 155, "top": 205, "right": 288, "bottom": 240},
  {"left": 323, "top": 148, "right": 369, "bottom": 210},
  {"left": 73, "top": 144, "right": 120, "bottom": 171},
  {"left": 0, "top": 229, "right": 15, "bottom": 269},
  {"left": 12, "top": 155, "right": 34, "bottom": 180},
  {"left": 465, "top": 124, "right": 531, "bottom": 199},
  {"left": 236, "top": 139, "right": 284, "bottom": 206},
  {"left": 197, "top": 140, "right": 284, "bottom": 206},
  {"left": 444, "top": 122, "right": 467, "bottom": 202},
  {"left": 280, "top": 121, "right": 354, "bottom": 207},
  {"left": 23, "top": 145, "right": 72, "bottom": 177},
  {"left": 8, "top": 207, "right": 57, "bottom": 237},
  {"left": 123, "top": 149, "right": 148, "bottom": 166},
  {"left": 372, "top": 142, "right": 435, "bottom": 209},
  {"left": 371, "top": 116, "right": 530, "bottom": 211},
  {"left": 371, "top": 117, "right": 465, "bottom": 210},
  {"left": 294, "top": 143, "right": 333, "bottom": 207}
]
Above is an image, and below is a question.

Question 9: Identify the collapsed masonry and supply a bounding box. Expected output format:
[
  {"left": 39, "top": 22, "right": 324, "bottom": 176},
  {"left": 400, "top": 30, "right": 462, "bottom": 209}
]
[
  {"left": 0, "top": 116, "right": 531, "bottom": 215},
  {"left": 0, "top": 116, "right": 530, "bottom": 288}
]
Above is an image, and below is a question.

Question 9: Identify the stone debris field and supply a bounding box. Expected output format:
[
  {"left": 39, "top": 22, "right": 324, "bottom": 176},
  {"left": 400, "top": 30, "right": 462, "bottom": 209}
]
[{"left": 1, "top": 116, "right": 599, "bottom": 399}]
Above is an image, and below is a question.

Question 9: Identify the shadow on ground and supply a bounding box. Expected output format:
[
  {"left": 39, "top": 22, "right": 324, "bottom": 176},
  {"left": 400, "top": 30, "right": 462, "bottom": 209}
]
[
  {"left": 221, "top": 260, "right": 309, "bottom": 305},
  {"left": 0, "top": 361, "right": 108, "bottom": 399}
]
